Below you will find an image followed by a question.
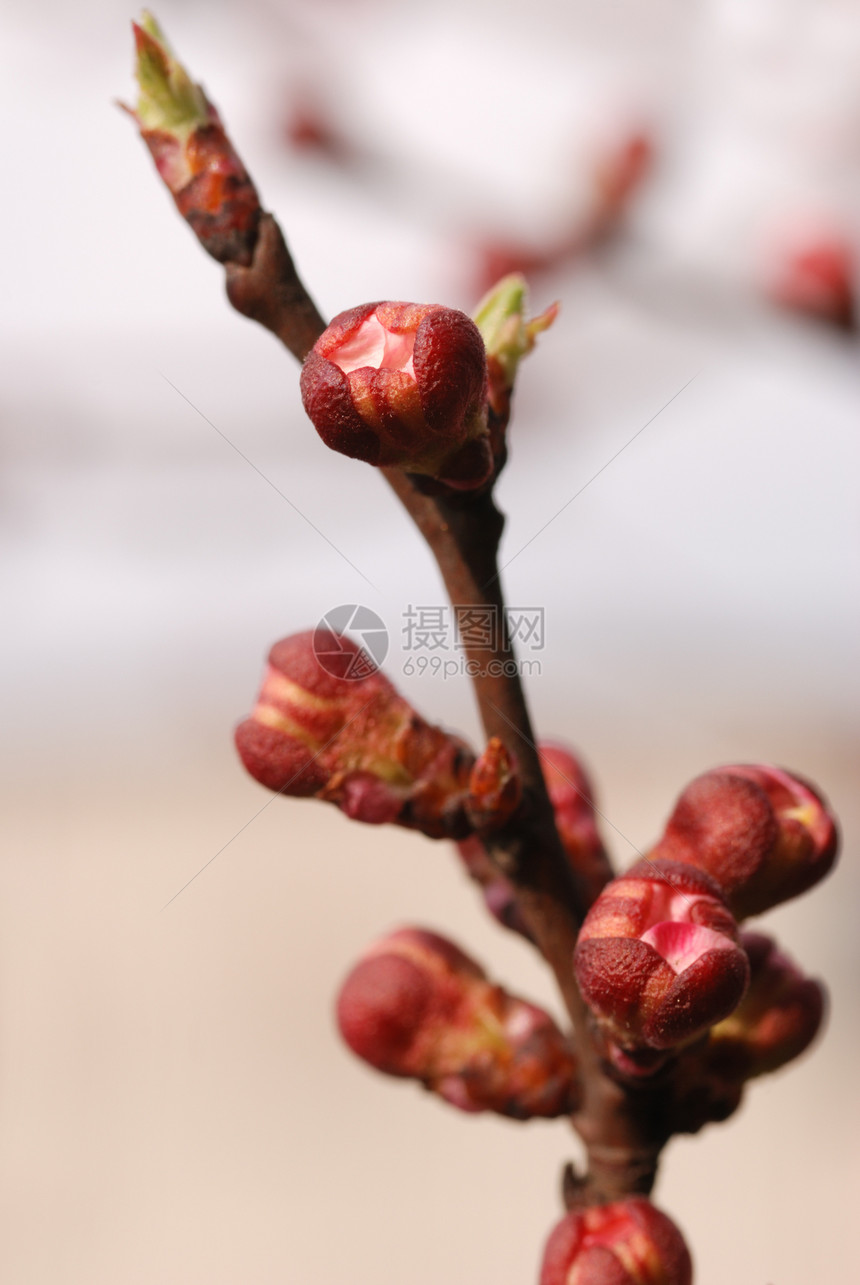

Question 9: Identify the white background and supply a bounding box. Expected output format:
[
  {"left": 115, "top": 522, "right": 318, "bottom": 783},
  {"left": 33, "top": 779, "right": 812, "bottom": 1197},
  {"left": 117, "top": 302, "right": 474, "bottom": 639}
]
[{"left": 1, "top": 1, "right": 858, "bottom": 1281}]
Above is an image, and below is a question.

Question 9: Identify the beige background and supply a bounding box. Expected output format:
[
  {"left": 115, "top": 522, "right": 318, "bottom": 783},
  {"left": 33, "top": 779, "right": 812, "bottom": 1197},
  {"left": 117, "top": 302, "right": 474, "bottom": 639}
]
[{"left": 2, "top": 1, "right": 859, "bottom": 1281}]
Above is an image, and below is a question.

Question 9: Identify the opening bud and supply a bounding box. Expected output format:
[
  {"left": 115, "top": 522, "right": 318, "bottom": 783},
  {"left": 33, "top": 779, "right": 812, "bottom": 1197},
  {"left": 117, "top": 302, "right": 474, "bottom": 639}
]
[
  {"left": 653, "top": 764, "right": 839, "bottom": 919},
  {"left": 592, "top": 132, "right": 654, "bottom": 222},
  {"left": 540, "top": 1197, "right": 692, "bottom": 1285},
  {"left": 300, "top": 301, "right": 493, "bottom": 489},
  {"left": 126, "top": 13, "right": 261, "bottom": 264},
  {"left": 574, "top": 859, "right": 749, "bottom": 1051},
  {"left": 336, "top": 927, "right": 579, "bottom": 1119},
  {"left": 472, "top": 274, "right": 558, "bottom": 417},
  {"left": 234, "top": 631, "right": 474, "bottom": 838}
]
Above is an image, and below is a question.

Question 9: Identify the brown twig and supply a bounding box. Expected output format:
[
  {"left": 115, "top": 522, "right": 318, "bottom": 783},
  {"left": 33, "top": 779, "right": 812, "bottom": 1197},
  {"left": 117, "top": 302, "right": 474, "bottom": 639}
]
[
  {"left": 224, "top": 213, "right": 327, "bottom": 362},
  {"left": 382, "top": 471, "right": 587, "bottom": 1017}
]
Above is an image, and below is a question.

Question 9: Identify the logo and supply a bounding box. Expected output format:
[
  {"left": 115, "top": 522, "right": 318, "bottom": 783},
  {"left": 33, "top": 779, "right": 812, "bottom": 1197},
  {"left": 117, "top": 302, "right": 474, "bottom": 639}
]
[{"left": 313, "top": 604, "right": 389, "bottom": 680}]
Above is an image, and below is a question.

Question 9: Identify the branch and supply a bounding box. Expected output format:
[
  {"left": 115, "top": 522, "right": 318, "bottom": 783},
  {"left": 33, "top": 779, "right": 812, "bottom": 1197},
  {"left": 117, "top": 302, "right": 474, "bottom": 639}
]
[
  {"left": 225, "top": 214, "right": 326, "bottom": 362},
  {"left": 216, "top": 210, "right": 667, "bottom": 1200},
  {"left": 391, "top": 466, "right": 673, "bottom": 1203},
  {"left": 382, "top": 470, "right": 587, "bottom": 1021},
  {"left": 125, "top": 19, "right": 668, "bottom": 1201}
]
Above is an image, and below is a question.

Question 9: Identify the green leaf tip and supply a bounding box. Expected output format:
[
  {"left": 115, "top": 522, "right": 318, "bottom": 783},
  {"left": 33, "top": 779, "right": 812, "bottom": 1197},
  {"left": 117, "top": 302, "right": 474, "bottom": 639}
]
[
  {"left": 473, "top": 274, "right": 559, "bottom": 389},
  {"left": 131, "top": 11, "right": 209, "bottom": 137}
]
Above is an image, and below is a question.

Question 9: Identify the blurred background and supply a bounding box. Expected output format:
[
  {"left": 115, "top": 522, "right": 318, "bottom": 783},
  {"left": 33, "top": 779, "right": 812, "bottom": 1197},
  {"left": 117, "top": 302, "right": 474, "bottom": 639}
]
[{"left": 2, "top": 0, "right": 859, "bottom": 1281}]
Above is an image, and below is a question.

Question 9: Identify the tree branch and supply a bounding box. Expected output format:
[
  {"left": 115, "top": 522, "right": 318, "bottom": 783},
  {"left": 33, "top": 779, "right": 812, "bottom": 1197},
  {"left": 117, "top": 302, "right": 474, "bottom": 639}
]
[
  {"left": 224, "top": 214, "right": 327, "bottom": 362},
  {"left": 382, "top": 470, "right": 587, "bottom": 1015},
  {"left": 215, "top": 206, "right": 666, "bottom": 1203}
]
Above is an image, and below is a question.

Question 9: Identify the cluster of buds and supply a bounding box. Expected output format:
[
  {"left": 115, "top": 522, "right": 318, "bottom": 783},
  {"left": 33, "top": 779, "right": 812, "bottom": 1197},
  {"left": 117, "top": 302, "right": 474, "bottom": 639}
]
[
  {"left": 300, "top": 301, "right": 493, "bottom": 489},
  {"left": 457, "top": 741, "right": 610, "bottom": 939},
  {"left": 672, "top": 931, "right": 825, "bottom": 1133},
  {"left": 540, "top": 1197, "right": 692, "bottom": 1285},
  {"left": 573, "top": 762, "right": 837, "bottom": 1075},
  {"left": 652, "top": 764, "right": 838, "bottom": 920},
  {"left": 574, "top": 859, "right": 749, "bottom": 1066},
  {"left": 235, "top": 631, "right": 477, "bottom": 838},
  {"left": 336, "top": 928, "right": 579, "bottom": 1120},
  {"left": 126, "top": 14, "right": 261, "bottom": 265}
]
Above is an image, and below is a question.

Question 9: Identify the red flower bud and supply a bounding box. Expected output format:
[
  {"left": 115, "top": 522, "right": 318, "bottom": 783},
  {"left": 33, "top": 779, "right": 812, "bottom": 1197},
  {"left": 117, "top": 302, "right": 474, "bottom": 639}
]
[
  {"left": 540, "top": 1197, "right": 692, "bottom": 1285},
  {"left": 300, "top": 301, "right": 492, "bottom": 488},
  {"left": 540, "top": 742, "right": 613, "bottom": 908},
  {"left": 672, "top": 932, "right": 825, "bottom": 1133},
  {"left": 126, "top": 16, "right": 261, "bottom": 265},
  {"left": 336, "top": 928, "right": 579, "bottom": 1119},
  {"left": 653, "top": 764, "right": 839, "bottom": 919},
  {"left": 712, "top": 931, "right": 825, "bottom": 1078},
  {"left": 235, "top": 631, "right": 474, "bottom": 838},
  {"left": 574, "top": 859, "right": 749, "bottom": 1051}
]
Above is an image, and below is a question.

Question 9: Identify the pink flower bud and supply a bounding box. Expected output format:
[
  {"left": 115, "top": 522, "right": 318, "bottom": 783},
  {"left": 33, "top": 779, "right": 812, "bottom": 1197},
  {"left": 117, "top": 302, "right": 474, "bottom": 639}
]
[
  {"left": 336, "top": 928, "right": 579, "bottom": 1119},
  {"left": 539, "top": 742, "right": 613, "bottom": 908},
  {"left": 300, "top": 301, "right": 493, "bottom": 488},
  {"left": 540, "top": 1197, "right": 692, "bottom": 1285},
  {"left": 126, "top": 17, "right": 261, "bottom": 265},
  {"left": 235, "top": 631, "right": 474, "bottom": 837},
  {"left": 574, "top": 859, "right": 749, "bottom": 1051},
  {"left": 653, "top": 764, "right": 839, "bottom": 919}
]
